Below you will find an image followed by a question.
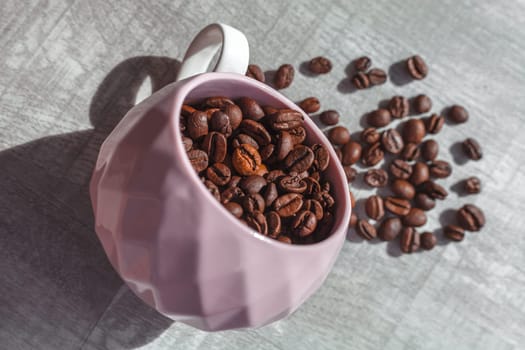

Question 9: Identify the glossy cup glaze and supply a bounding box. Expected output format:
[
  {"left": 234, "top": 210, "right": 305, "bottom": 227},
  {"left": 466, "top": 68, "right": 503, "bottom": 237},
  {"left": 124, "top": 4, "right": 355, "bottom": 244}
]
[{"left": 90, "top": 72, "right": 351, "bottom": 331}]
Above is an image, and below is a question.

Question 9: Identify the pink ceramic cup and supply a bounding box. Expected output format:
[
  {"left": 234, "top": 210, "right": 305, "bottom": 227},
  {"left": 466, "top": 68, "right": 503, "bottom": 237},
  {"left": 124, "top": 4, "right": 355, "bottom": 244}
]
[{"left": 90, "top": 24, "right": 351, "bottom": 331}]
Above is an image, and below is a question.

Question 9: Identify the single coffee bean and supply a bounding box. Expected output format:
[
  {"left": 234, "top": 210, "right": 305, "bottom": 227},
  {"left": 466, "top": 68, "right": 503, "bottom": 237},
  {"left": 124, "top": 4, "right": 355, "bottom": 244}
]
[
  {"left": 266, "top": 211, "right": 281, "bottom": 238},
  {"left": 187, "top": 149, "right": 208, "bottom": 172},
  {"left": 351, "top": 71, "right": 370, "bottom": 89},
  {"left": 420, "top": 232, "right": 437, "bottom": 250},
  {"left": 223, "top": 103, "right": 242, "bottom": 130},
  {"left": 246, "top": 64, "right": 265, "bottom": 82},
  {"left": 410, "top": 162, "right": 430, "bottom": 186},
  {"left": 361, "top": 127, "right": 380, "bottom": 144},
  {"left": 401, "top": 143, "right": 420, "bottom": 161},
  {"left": 414, "top": 193, "right": 436, "bottom": 211},
  {"left": 298, "top": 96, "right": 321, "bottom": 114},
  {"left": 206, "top": 163, "right": 232, "bottom": 186},
  {"left": 335, "top": 148, "right": 343, "bottom": 163},
  {"left": 462, "top": 138, "right": 482, "bottom": 160},
  {"left": 242, "top": 193, "right": 266, "bottom": 214},
  {"left": 202, "top": 131, "right": 228, "bottom": 163},
  {"left": 448, "top": 105, "right": 469, "bottom": 123},
  {"left": 457, "top": 204, "right": 485, "bottom": 231},
  {"left": 420, "top": 181, "right": 448, "bottom": 200},
  {"left": 263, "top": 182, "right": 279, "bottom": 207},
  {"left": 406, "top": 55, "right": 428, "bottom": 80},
  {"left": 354, "top": 56, "right": 372, "bottom": 71},
  {"left": 349, "top": 213, "right": 358, "bottom": 228},
  {"left": 356, "top": 220, "right": 377, "bottom": 240},
  {"left": 273, "top": 193, "right": 303, "bottom": 217},
  {"left": 368, "top": 68, "right": 387, "bottom": 85},
  {"left": 221, "top": 186, "right": 244, "bottom": 204},
  {"left": 288, "top": 126, "right": 307, "bottom": 145},
  {"left": 187, "top": 111, "right": 209, "bottom": 140},
  {"left": 181, "top": 104, "right": 197, "bottom": 117},
  {"left": 259, "top": 144, "right": 275, "bottom": 161},
  {"left": 344, "top": 166, "right": 357, "bottom": 182},
  {"left": 182, "top": 136, "right": 193, "bottom": 152},
  {"left": 265, "top": 169, "right": 285, "bottom": 183},
  {"left": 429, "top": 160, "right": 452, "bottom": 178},
  {"left": 274, "top": 64, "right": 295, "bottom": 89},
  {"left": 224, "top": 201, "right": 243, "bottom": 218},
  {"left": 425, "top": 114, "right": 445, "bottom": 134},
  {"left": 205, "top": 107, "right": 221, "bottom": 121},
  {"left": 389, "top": 159, "right": 413, "bottom": 180},
  {"left": 400, "top": 227, "right": 420, "bottom": 253},
  {"left": 341, "top": 141, "right": 362, "bottom": 165},
  {"left": 402, "top": 118, "right": 426, "bottom": 144},
  {"left": 237, "top": 97, "right": 265, "bottom": 121},
  {"left": 277, "top": 235, "right": 292, "bottom": 244},
  {"left": 309, "top": 56, "right": 332, "bottom": 74},
  {"left": 389, "top": 95, "right": 410, "bottom": 119},
  {"left": 232, "top": 143, "right": 262, "bottom": 176},
  {"left": 381, "top": 129, "right": 404, "bottom": 154},
  {"left": 210, "top": 110, "right": 232, "bottom": 137},
  {"left": 240, "top": 119, "right": 272, "bottom": 146},
  {"left": 365, "top": 195, "right": 385, "bottom": 220},
  {"left": 274, "top": 131, "right": 293, "bottom": 161},
  {"left": 303, "top": 199, "right": 324, "bottom": 221},
  {"left": 328, "top": 126, "right": 351, "bottom": 145},
  {"left": 361, "top": 143, "right": 384, "bottom": 166},
  {"left": 204, "top": 96, "right": 234, "bottom": 109},
  {"left": 278, "top": 175, "right": 307, "bottom": 194},
  {"left": 413, "top": 94, "right": 432, "bottom": 114},
  {"left": 319, "top": 110, "right": 339, "bottom": 125},
  {"left": 246, "top": 210, "right": 268, "bottom": 235},
  {"left": 267, "top": 109, "right": 304, "bottom": 131},
  {"left": 232, "top": 133, "right": 259, "bottom": 150},
  {"left": 421, "top": 139, "right": 439, "bottom": 161},
  {"left": 378, "top": 217, "right": 402, "bottom": 241},
  {"left": 204, "top": 179, "right": 221, "bottom": 201},
  {"left": 292, "top": 210, "right": 318, "bottom": 237},
  {"left": 284, "top": 145, "right": 315, "bottom": 173},
  {"left": 464, "top": 176, "right": 481, "bottom": 194},
  {"left": 316, "top": 211, "right": 335, "bottom": 240},
  {"left": 444, "top": 225, "right": 465, "bottom": 241},
  {"left": 315, "top": 191, "right": 335, "bottom": 209},
  {"left": 391, "top": 179, "right": 416, "bottom": 200},
  {"left": 367, "top": 108, "right": 392, "bottom": 127},
  {"left": 303, "top": 177, "right": 321, "bottom": 196},
  {"left": 364, "top": 168, "right": 389, "bottom": 187},
  {"left": 384, "top": 196, "right": 411, "bottom": 216},
  {"left": 349, "top": 191, "right": 356, "bottom": 208},
  {"left": 239, "top": 175, "right": 267, "bottom": 194},
  {"left": 402, "top": 208, "right": 427, "bottom": 227}
]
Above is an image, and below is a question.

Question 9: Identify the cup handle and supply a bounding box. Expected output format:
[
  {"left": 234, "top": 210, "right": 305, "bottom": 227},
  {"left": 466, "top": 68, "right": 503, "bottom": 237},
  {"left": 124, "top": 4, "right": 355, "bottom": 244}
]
[{"left": 176, "top": 23, "right": 250, "bottom": 81}]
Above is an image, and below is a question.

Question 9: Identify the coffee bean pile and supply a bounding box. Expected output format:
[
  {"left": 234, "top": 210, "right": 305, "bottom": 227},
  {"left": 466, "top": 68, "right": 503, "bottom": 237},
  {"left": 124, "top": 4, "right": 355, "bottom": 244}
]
[
  {"left": 246, "top": 54, "right": 485, "bottom": 254},
  {"left": 181, "top": 96, "right": 336, "bottom": 245}
]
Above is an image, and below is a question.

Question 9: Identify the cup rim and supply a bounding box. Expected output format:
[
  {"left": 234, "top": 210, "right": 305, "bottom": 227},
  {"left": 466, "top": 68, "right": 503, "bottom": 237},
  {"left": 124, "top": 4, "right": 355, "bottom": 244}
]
[{"left": 168, "top": 72, "right": 351, "bottom": 251}]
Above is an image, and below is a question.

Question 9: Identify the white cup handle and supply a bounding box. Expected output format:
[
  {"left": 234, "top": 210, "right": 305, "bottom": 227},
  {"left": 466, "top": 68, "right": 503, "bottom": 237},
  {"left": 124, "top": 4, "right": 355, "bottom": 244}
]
[{"left": 176, "top": 23, "right": 250, "bottom": 81}]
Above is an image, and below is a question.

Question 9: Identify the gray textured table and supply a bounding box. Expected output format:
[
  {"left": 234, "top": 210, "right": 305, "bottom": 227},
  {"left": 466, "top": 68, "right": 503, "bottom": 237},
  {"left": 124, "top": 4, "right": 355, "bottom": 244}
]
[{"left": 1, "top": 1, "right": 524, "bottom": 349}]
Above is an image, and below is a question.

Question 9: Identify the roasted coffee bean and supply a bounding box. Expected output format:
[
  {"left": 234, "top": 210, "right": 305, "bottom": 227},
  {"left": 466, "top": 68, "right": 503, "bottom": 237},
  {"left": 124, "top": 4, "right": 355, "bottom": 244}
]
[
  {"left": 303, "top": 177, "right": 321, "bottom": 196},
  {"left": 462, "top": 138, "right": 482, "bottom": 160},
  {"left": 237, "top": 97, "right": 265, "bottom": 121},
  {"left": 421, "top": 139, "right": 439, "bottom": 161},
  {"left": 223, "top": 103, "right": 242, "bottom": 130},
  {"left": 344, "top": 165, "right": 357, "bottom": 182},
  {"left": 420, "top": 181, "right": 448, "bottom": 200},
  {"left": 420, "top": 232, "right": 437, "bottom": 250},
  {"left": 315, "top": 191, "right": 335, "bottom": 209},
  {"left": 292, "top": 210, "right": 318, "bottom": 237},
  {"left": 335, "top": 147, "right": 343, "bottom": 163},
  {"left": 206, "top": 163, "right": 232, "bottom": 186},
  {"left": 288, "top": 126, "right": 307, "bottom": 145},
  {"left": 181, "top": 104, "right": 197, "bottom": 117},
  {"left": 384, "top": 196, "right": 411, "bottom": 216},
  {"left": 273, "top": 193, "right": 303, "bottom": 217},
  {"left": 210, "top": 111, "right": 232, "bottom": 137},
  {"left": 242, "top": 193, "right": 266, "bottom": 214},
  {"left": 378, "top": 217, "right": 402, "bottom": 241},
  {"left": 361, "top": 143, "right": 384, "bottom": 166},
  {"left": 232, "top": 143, "right": 262, "bottom": 176},
  {"left": 381, "top": 129, "right": 404, "bottom": 154},
  {"left": 364, "top": 168, "right": 389, "bottom": 187},
  {"left": 263, "top": 182, "right": 279, "bottom": 207},
  {"left": 266, "top": 211, "right": 281, "bottom": 238},
  {"left": 246, "top": 64, "right": 265, "bottom": 82},
  {"left": 356, "top": 220, "right": 377, "bottom": 240},
  {"left": 361, "top": 127, "right": 380, "bottom": 144},
  {"left": 448, "top": 105, "right": 469, "bottom": 123},
  {"left": 349, "top": 191, "right": 356, "bottom": 208},
  {"left": 354, "top": 56, "right": 372, "bottom": 71},
  {"left": 265, "top": 169, "right": 285, "bottom": 183},
  {"left": 187, "top": 149, "right": 208, "bottom": 172},
  {"left": 232, "top": 133, "right": 259, "bottom": 150},
  {"left": 390, "top": 159, "right": 413, "bottom": 180},
  {"left": 351, "top": 72, "right": 370, "bottom": 89},
  {"left": 444, "top": 225, "right": 465, "bottom": 241},
  {"left": 182, "top": 136, "right": 193, "bottom": 152},
  {"left": 367, "top": 109, "right": 392, "bottom": 127},
  {"left": 220, "top": 186, "right": 243, "bottom": 204},
  {"left": 401, "top": 143, "right": 420, "bottom": 161},
  {"left": 319, "top": 110, "right": 339, "bottom": 125},
  {"left": 328, "top": 126, "right": 351, "bottom": 145},
  {"left": 402, "top": 118, "right": 426, "bottom": 144},
  {"left": 284, "top": 145, "right": 315, "bottom": 173},
  {"left": 240, "top": 175, "right": 267, "bottom": 194},
  {"left": 262, "top": 105, "right": 279, "bottom": 115},
  {"left": 368, "top": 68, "right": 387, "bottom": 85},
  {"left": 203, "top": 96, "right": 234, "bottom": 109},
  {"left": 187, "top": 111, "right": 209, "bottom": 139},
  {"left": 457, "top": 204, "right": 485, "bottom": 231},
  {"left": 316, "top": 211, "right": 335, "bottom": 239},
  {"left": 349, "top": 213, "right": 358, "bottom": 228},
  {"left": 303, "top": 199, "right": 324, "bottom": 221},
  {"left": 267, "top": 109, "right": 304, "bottom": 131},
  {"left": 406, "top": 55, "right": 428, "bottom": 80},
  {"left": 298, "top": 97, "right": 321, "bottom": 113},
  {"left": 202, "top": 131, "right": 228, "bottom": 163},
  {"left": 341, "top": 141, "right": 362, "bottom": 165},
  {"left": 309, "top": 56, "right": 332, "bottom": 74},
  {"left": 413, "top": 94, "right": 432, "bottom": 114},
  {"left": 246, "top": 210, "right": 268, "bottom": 235},
  {"left": 272, "top": 131, "right": 292, "bottom": 161},
  {"left": 410, "top": 162, "right": 430, "bottom": 186},
  {"left": 204, "top": 180, "right": 221, "bottom": 201},
  {"left": 274, "top": 64, "right": 295, "bottom": 89},
  {"left": 278, "top": 175, "right": 307, "bottom": 194},
  {"left": 277, "top": 235, "right": 292, "bottom": 244},
  {"left": 240, "top": 119, "right": 271, "bottom": 146},
  {"left": 414, "top": 193, "right": 435, "bottom": 211},
  {"left": 429, "top": 160, "right": 452, "bottom": 178},
  {"left": 204, "top": 108, "right": 220, "bottom": 120},
  {"left": 391, "top": 179, "right": 416, "bottom": 200},
  {"left": 464, "top": 176, "right": 481, "bottom": 194},
  {"left": 224, "top": 201, "right": 243, "bottom": 218},
  {"left": 365, "top": 195, "right": 385, "bottom": 220},
  {"left": 400, "top": 227, "right": 420, "bottom": 253},
  {"left": 389, "top": 95, "right": 409, "bottom": 119},
  {"left": 259, "top": 144, "right": 275, "bottom": 161},
  {"left": 312, "top": 144, "right": 330, "bottom": 171},
  {"left": 402, "top": 208, "right": 427, "bottom": 227},
  {"left": 425, "top": 114, "right": 445, "bottom": 134}
]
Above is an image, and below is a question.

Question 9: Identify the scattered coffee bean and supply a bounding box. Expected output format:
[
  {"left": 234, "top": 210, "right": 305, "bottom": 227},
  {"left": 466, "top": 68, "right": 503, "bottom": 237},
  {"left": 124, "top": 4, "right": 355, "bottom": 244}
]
[
  {"left": 389, "top": 95, "right": 410, "bottom": 119},
  {"left": 420, "top": 181, "right": 448, "bottom": 200},
  {"left": 309, "top": 56, "right": 332, "bottom": 74},
  {"left": 406, "top": 55, "right": 428, "bottom": 80},
  {"left": 319, "top": 110, "right": 339, "bottom": 125},
  {"left": 391, "top": 179, "right": 416, "bottom": 200},
  {"left": 457, "top": 204, "right": 485, "bottom": 231},
  {"left": 378, "top": 217, "right": 402, "bottom": 241},
  {"left": 246, "top": 64, "right": 265, "bottom": 82},
  {"left": 364, "top": 168, "right": 389, "bottom": 187},
  {"left": 421, "top": 139, "right": 439, "bottom": 161},
  {"left": 274, "top": 64, "right": 295, "bottom": 89},
  {"left": 344, "top": 166, "right": 357, "bottom": 182},
  {"left": 354, "top": 56, "right": 372, "bottom": 71},
  {"left": 462, "top": 138, "right": 482, "bottom": 160},
  {"left": 367, "top": 108, "right": 392, "bottom": 127},
  {"left": 298, "top": 97, "right": 321, "bottom": 113},
  {"left": 402, "top": 208, "right": 427, "bottom": 227},
  {"left": 384, "top": 196, "right": 411, "bottom": 216},
  {"left": 413, "top": 94, "right": 432, "bottom": 114},
  {"left": 328, "top": 126, "right": 351, "bottom": 145},
  {"left": 349, "top": 191, "right": 356, "bottom": 208},
  {"left": 444, "top": 225, "right": 465, "bottom": 241},
  {"left": 425, "top": 114, "right": 445, "bottom": 134},
  {"left": 420, "top": 232, "right": 437, "bottom": 250},
  {"left": 400, "top": 227, "right": 420, "bottom": 253},
  {"left": 368, "top": 68, "right": 387, "bottom": 85},
  {"left": 349, "top": 213, "right": 358, "bottom": 228},
  {"left": 429, "top": 160, "right": 452, "bottom": 178},
  {"left": 414, "top": 193, "right": 436, "bottom": 211},
  {"left": 448, "top": 105, "right": 469, "bottom": 123},
  {"left": 401, "top": 142, "right": 420, "bottom": 161},
  {"left": 402, "top": 118, "right": 426, "bottom": 144},
  {"left": 410, "top": 162, "right": 430, "bottom": 186},
  {"left": 464, "top": 176, "right": 481, "bottom": 194},
  {"left": 357, "top": 220, "right": 377, "bottom": 240},
  {"left": 389, "top": 159, "right": 413, "bottom": 180},
  {"left": 381, "top": 129, "right": 404, "bottom": 154},
  {"left": 361, "top": 127, "right": 380, "bottom": 144},
  {"left": 365, "top": 195, "right": 385, "bottom": 220},
  {"left": 352, "top": 72, "right": 370, "bottom": 89},
  {"left": 341, "top": 141, "right": 362, "bottom": 165}
]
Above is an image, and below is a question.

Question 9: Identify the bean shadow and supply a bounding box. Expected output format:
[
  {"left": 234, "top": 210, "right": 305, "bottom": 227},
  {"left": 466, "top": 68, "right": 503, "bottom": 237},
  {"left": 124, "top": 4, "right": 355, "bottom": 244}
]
[
  {"left": 450, "top": 179, "right": 469, "bottom": 197},
  {"left": 436, "top": 208, "right": 457, "bottom": 245},
  {"left": 388, "top": 60, "right": 413, "bottom": 86},
  {"left": 298, "top": 60, "right": 317, "bottom": 78},
  {"left": 264, "top": 70, "right": 277, "bottom": 89},
  {"left": 449, "top": 141, "right": 469, "bottom": 165}
]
